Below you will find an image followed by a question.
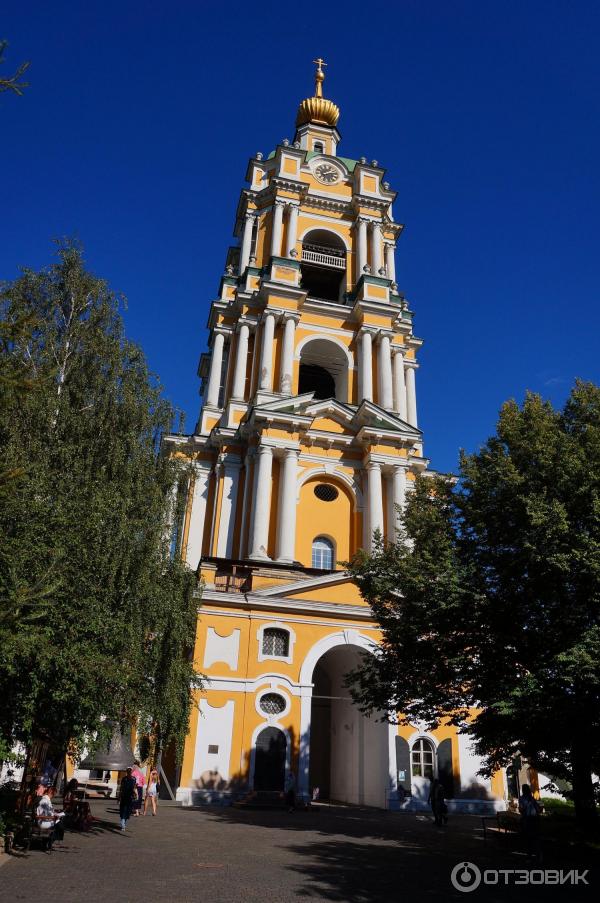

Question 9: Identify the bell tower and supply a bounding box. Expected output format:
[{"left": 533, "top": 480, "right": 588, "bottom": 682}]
[
  {"left": 162, "top": 64, "right": 491, "bottom": 814},
  {"left": 170, "top": 60, "right": 426, "bottom": 575}
]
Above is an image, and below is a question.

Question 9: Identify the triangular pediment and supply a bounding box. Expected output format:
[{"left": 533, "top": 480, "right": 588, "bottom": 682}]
[
  {"left": 254, "top": 392, "right": 315, "bottom": 414},
  {"left": 353, "top": 400, "right": 422, "bottom": 438},
  {"left": 251, "top": 570, "right": 367, "bottom": 607}
]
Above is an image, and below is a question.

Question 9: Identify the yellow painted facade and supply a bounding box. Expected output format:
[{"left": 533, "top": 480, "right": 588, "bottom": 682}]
[{"left": 165, "top": 64, "right": 508, "bottom": 813}]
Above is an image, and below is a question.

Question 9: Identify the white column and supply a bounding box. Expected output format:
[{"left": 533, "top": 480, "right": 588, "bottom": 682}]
[
  {"left": 216, "top": 458, "right": 242, "bottom": 558},
  {"left": 406, "top": 365, "right": 418, "bottom": 427},
  {"left": 371, "top": 222, "right": 383, "bottom": 274},
  {"left": 258, "top": 312, "right": 275, "bottom": 391},
  {"left": 391, "top": 466, "right": 407, "bottom": 542},
  {"left": 359, "top": 331, "right": 373, "bottom": 403},
  {"left": 239, "top": 213, "right": 254, "bottom": 274},
  {"left": 287, "top": 204, "right": 299, "bottom": 256},
  {"left": 279, "top": 316, "right": 296, "bottom": 394},
  {"left": 184, "top": 465, "right": 211, "bottom": 570},
  {"left": 231, "top": 323, "right": 250, "bottom": 400},
  {"left": 238, "top": 451, "right": 254, "bottom": 560},
  {"left": 385, "top": 242, "right": 396, "bottom": 281},
  {"left": 367, "top": 461, "right": 384, "bottom": 550},
  {"left": 392, "top": 349, "right": 407, "bottom": 421},
  {"left": 270, "top": 200, "right": 284, "bottom": 257},
  {"left": 377, "top": 333, "right": 393, "bottom": 410},
  {"left": 205, "top": 332, "right": 225, "bottom": 408},
  {"left": 356, "top": 218, "right": 368, "bottom": 276},
  {"left": 249, "top": 445, "right": 273, "bottom": 560},
  {"left": 276, "top": 448, "right": 298, "bottom": 562}
]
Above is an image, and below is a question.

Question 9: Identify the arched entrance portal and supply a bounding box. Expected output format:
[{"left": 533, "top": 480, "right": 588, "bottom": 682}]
[
  {"left": 308, "top": 643, "right": 390, "bottom": 808},
  {"left": 254, "top": 727, "right": 286, "bottom": 791}
]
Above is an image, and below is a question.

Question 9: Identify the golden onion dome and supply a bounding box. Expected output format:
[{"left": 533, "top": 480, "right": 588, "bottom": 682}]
[{"left": 296, "top": 58, "right": 340, "bottom": 128}]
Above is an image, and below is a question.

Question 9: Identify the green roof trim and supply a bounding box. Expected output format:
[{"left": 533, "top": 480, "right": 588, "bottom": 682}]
[{"left": 266, "top": 149, "right": 357, "bottom": 172}]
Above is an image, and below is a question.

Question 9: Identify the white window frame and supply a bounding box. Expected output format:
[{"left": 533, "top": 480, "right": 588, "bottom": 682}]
[
  {"left": 312, "top": 535, "right": 335, "bottom": 570},
  {"left": 257, "top": 622, "right": 296, "bottom": 664},
  {"left": 410, "top": 736, "right": 437, "bottom": 781}
]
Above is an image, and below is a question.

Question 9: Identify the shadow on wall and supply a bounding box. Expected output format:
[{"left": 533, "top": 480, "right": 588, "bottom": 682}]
[
  {"left": 457, "top": 779, "right": 494, "bottom": 800},
  {"left": 192, "top": 725, "right": 302, "bottom": 801}
]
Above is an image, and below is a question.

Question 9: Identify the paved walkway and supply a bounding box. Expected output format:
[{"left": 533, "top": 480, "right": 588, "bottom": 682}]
[{"left": 0, "top": 800, "right": 596, "bottom": 901}]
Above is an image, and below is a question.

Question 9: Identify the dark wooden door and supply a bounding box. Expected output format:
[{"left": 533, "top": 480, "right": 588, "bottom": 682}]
[{"left": 254, "top": 727, "right": 286, "bottom": 791}]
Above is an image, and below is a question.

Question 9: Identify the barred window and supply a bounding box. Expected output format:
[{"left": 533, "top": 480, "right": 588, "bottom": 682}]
[
  {"left": 411, "top": 738, "right": 435, "bottom": 780},
  {"left": 259, "top": 693, "right": 286, "bottom": 715},
  {"left": 262, "top": 628, "right": 289, "bottom": 658}
]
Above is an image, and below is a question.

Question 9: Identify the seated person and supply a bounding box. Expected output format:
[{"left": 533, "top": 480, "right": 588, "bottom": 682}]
[
  {"left": 37, "top": 786, "right": 64, "bottom": 845},
  {"left": 63, "top": 778, "right": 80, "bottom": 814}
]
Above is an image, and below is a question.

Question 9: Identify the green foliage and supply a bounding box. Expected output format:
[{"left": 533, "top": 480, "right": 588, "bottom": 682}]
[
  {"left": 349, "top": 384, "right": 600, "bottom": 827},
  {"left": 0, "top": 241, "right": 198, "bottom": 763}
]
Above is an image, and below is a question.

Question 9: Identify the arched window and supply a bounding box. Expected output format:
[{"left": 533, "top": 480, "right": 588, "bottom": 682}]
[
  {"left": 411, "top": 738, "right": 435, "bottom": 780},
  {"left": 312, "top": 536, "right": 334, "bottom": 570},
  {"left": 262, "top": 628, "right": 290, "bottom": 657},
  {"left": 313, "top": 141, "right": 324, "bottom": 153}
]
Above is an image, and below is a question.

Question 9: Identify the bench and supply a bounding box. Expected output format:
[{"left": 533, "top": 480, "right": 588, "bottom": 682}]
[{"left": 481, "top": 810, "right": 521, "bottom": 841}]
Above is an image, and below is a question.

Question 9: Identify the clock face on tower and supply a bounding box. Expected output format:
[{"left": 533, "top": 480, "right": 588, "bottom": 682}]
[{"left": 314, "top": 162, "right": 339, "bottom": 184}]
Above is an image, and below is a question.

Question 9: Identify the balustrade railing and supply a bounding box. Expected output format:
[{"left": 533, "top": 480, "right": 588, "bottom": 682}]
[{"left": 301, "top": 243, "right": 346, "bottom": 270}]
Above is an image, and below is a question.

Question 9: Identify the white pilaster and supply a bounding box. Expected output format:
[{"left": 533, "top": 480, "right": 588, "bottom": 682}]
[
  {"left": 356, "top": 217, "right": 368, "bottom": 276},
  {"left": 216, "top": 457, "right": 242, "bottom": 558},
  {"left": 377, "top": 333, "right": 393, "bottom": 410},
  {"left": 184, "top": 464, "right": 211, "bottom": 570},
  {"left": 271, "top": 200, "right": 284, "bottom": 257},
  {"left": 239, "top": 212, "right": 255, "bottom": 274},
  {"left": 367, "top": 461, "right": 384, "bottom": 550},
  {"left": 371, "top": 222, "right": 383, "bottom": 274},
  {"left": 392, "top": 349, "right": 407, "bottom": 421},
  {"left": 406, "top": 365, "right": 418, "bottom": 427},
  {"left": 385, "top": 242, "right": 396, "bottom": 281},
  {"left": 249, "top": 445, "right": 273, "bottom": 560},
  {"left": 391, "top": 466, "right": 407, "bottom": 541},
  {"left": 258, "top": 312, "right": 275, "bottom": 391},
  {"left": 275, "top": 448, "right": 298, "bottom": 563},
  {"left": 237, "top": 451, "right": 254, "bottom": 560},
  {"left": 231, "top": 322, "right": 250, "bottom": 400},
  {"left": 279, "top": 315, "right": 296, "bottom": 394},
  {"left": 359, "top": 330, "right": 373, "bottom": 403},
  {"left": 205, "top": 332, "right": 225, "bottom": 408},
  {"left": 287, "top": 204, "right": 299, "bottom": 256}
]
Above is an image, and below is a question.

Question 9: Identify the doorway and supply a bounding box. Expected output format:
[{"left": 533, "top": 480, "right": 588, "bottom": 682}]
[
  {"left": 308, "top": 644, "right": 389, "bottom": 807},
  {"left": 253, "top": 727, "right": 286, "bottom": 791}
]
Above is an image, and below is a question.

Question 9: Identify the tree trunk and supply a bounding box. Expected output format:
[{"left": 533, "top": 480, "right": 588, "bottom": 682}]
[{"left": 572, "top": 740, "right": 598, "bottom": 831}]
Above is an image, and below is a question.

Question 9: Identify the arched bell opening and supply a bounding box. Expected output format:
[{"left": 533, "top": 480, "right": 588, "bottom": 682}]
[
  {"left": 300, "top": 228, "right": 347, "bottom": 303},
  {"left": 298, "top": 337, "right": 348, "bottom": 402}
]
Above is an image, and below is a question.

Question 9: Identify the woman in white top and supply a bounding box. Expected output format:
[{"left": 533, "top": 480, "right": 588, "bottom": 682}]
[{"left": 143, "top": 768, "right": 160, "bottom": 816}]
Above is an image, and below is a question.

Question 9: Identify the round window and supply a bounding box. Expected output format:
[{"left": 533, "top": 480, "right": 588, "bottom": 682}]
[
  {"left": 259, "top": 693, "right": 286, "bottom": 715},
  {"left": 314, "top": 484, "right": 339, "bottom": 502}
]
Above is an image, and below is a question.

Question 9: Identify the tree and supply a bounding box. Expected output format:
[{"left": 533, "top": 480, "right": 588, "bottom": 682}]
[
  {"left": 349, "top": 383, "right": 600, "bottom": 829},
  {"left": 0, "top": 40, "right": 29, "bottom": 97},
  {"left": 0, "top": 241, "right": 198, "bottom": 768}
]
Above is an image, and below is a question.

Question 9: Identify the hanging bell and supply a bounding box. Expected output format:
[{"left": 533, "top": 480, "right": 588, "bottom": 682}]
[{"left": 79, "top": 721, "right": 136, "bottom": 771}]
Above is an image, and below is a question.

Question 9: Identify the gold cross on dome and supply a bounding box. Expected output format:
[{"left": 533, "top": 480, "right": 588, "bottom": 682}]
[{"left": 313, "top": 58, "right": 327, "bottom": 97}]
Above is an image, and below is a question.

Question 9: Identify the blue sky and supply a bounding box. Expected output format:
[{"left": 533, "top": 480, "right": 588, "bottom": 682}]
[{"left": 2, "top": 1, "right": 599, "bottom": 473}]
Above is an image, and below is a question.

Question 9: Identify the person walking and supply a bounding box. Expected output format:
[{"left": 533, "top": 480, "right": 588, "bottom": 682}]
[
  {"left": 518, "top": 784, "right": 542, "bottom": 861},
  {"left": 284, "top": 771, "right": 296, "bottom": 812},
  {"left": 143, "top": 767, "right": 160, "bottom": 816},
  {"left": 427, "top": 778, "right": 447, "bottom": 826},
  {"left": 131, "top": 760, "right": 146, "bottom": 817},
  {"left": 119, "top": 767, "right": 137, "bottom": 831}
]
